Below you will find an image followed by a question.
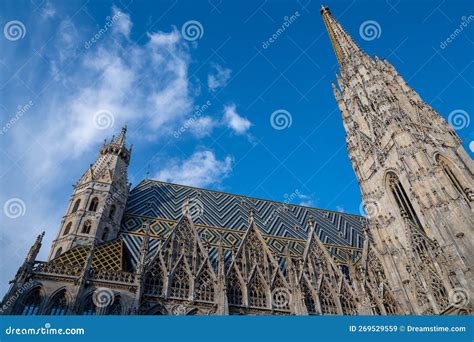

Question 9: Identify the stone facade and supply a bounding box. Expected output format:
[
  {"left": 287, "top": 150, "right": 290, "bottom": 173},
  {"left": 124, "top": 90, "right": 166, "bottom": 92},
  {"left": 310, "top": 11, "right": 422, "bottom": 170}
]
[{"left": 1, "top": 7, "right": 472, "bottom": 316}]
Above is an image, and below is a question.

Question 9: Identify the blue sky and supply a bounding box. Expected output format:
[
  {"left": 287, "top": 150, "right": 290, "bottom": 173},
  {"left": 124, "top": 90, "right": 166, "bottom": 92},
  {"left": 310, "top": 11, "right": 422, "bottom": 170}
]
[{"left": 0, "top": 0, "right": 473, "bottom": 293}]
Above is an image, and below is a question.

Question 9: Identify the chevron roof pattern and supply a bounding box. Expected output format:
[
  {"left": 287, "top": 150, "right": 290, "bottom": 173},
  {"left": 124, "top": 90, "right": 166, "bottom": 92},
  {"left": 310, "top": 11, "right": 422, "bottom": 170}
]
[{"left": 118, "top": 180, "right": 366, "bottom": 267}]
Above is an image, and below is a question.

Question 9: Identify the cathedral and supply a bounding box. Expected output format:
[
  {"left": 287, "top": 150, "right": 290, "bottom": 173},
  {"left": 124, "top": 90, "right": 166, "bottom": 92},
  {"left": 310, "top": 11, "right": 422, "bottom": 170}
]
[{"left": 1, "top": 7, "right": 472, "bottom": 316}]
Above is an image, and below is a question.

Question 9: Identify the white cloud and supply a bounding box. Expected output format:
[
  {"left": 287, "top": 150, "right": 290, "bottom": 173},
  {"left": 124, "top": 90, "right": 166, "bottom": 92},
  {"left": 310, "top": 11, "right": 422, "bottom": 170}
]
[
  {"left": 208, "top": 64, "right": 232, "bottom": 91},
  {"left": 189, "top": 116, "right": 218, "bottom": 137},
  {"left": 0, "top": 6, "right": 196, "bottom": 291},
  {"left": 112, "top": 5, "right": 132, "bottom": 38},
  {"left": 223, "top": 104, "right": 251, "bottom": 135},
  {"left": 155, "top": 150, "right": 233, "bottom": 188},
  {"left": 41, "top": 1, "right": 56, "bottom": 19},
  {"left": 297, "top": 193, "right": 315, "bottom": 207}
]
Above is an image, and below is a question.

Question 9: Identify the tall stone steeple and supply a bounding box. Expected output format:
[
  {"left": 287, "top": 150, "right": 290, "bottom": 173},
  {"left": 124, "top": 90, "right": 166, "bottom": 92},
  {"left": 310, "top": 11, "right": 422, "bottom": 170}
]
[
  {"left": 322, "top": 6, "right": 473, "bottom": 314},
  {"left": 48, "top": 127, "right": 132, "bottom": 260}
]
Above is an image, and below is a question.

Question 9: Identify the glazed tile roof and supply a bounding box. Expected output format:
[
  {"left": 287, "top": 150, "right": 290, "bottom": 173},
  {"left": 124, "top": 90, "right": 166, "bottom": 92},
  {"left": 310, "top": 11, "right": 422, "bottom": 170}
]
[{"left": 119, "top": 180, "right": 366, "bottom": 266}]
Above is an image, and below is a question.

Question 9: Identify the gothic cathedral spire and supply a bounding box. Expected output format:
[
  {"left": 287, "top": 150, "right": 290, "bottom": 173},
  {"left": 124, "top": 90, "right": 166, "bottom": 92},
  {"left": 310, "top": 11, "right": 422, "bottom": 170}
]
[
  {"left": 48, "top": 127, "right": 132, "bottom": 260},
  {"left": 322, "top": 7, "right": 473, "bottom": 315}
]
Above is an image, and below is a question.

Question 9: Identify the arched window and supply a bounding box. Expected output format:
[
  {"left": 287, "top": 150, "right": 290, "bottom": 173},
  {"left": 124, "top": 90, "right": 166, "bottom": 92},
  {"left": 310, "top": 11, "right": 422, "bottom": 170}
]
[
  {"left": 382, "top": 290, "right": 399, "bottom": 315},
  {"left": 101, "top": 227, "right": 109, "bottom": 241},
  {"left": 227, "top": 269, "right": 243, "bottom": 305},
  {"left": 47, "top": 290, "right": 67, "bottom": 315},
  {"left": 170, "top": 262, "right": 190, "bottom": 299},
  {"left": 248, "top": 274, "right": 267, "bottom": 308},
  {"left": 88, "top": 197, "right": 99, "bottom": 212},
  {"left": 54, "top": 248, "right": 63, "bottom": 259},
  {"left": 106, "top": 296, "right": 122, "bottom": 315},
  {"left": 387, "top": 173, "right": 423, "bottom": 231},
  {"left": 80, "top": 294, "right": 96, "bottom": 315},
  {"left": 339, "top": 284, "right": 357, "bottom": 315},
  {"left": 82, "top": 220, "right": 92, "bottom": 234},
  {"left": 108, "top": 205, "right": 116, "bottom": 220},
  {"left": 16, "top": 288, "right": 42, "bottom": 315},
  {"left": 71, "top": 199, "right": 81, "bottom": 213},
  {"left": 195, "top": 268, "right": 215, "bottom": 302},
  {"left": 144, "top": 265, "right": 164, "bottom": 296},
  {"left": 436, "top": 155, "right": 467, "bottom": 201},
  {"left": 319, "top": 280, "right": 337, "bottom": 314},
  {"left": 63, "top": 222, "right": 72, "bottom": 236},
  {"left": 302, "top": 279, "right": 317, "bottom": 314}
]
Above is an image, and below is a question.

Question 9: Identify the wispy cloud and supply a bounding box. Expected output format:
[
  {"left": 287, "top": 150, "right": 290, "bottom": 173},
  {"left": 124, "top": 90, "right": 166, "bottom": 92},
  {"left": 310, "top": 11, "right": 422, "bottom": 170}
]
[
  {"left": 207, "top": 64, "right": 231, "bottom": 91},
  {"left": 0, "top": 5, "right": 197, "bottom": 292},
  {"left": 155, "top": 150, "right": 234, "bottom": 188},
  {"left": 223, "top": 103, "right": 251, "bottom": 135}
]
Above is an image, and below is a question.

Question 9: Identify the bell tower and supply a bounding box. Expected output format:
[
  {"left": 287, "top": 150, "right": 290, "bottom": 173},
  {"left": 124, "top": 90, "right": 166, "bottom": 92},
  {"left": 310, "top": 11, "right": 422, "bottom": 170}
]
[
  {"left": 321, "top": 6, "right": 473, "bottom": 314},
  {"left": 48, "top": 126, "right": 132, "bottom": 260}
]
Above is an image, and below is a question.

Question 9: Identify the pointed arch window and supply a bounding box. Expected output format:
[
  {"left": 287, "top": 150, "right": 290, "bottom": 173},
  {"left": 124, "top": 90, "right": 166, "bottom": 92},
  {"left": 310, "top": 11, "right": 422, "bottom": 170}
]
[
  {"left": 54, "top": 248, "right": 63, "bottom": 259},
  {"left": 47, "top": 290, "right": 67, "bottom": 315},
  {"left": 108, "top": 205, "right": 116, "bottom": 220},
  {"left": 63, "top": 222, "right": 72, "bottom": 236},
  {"left": 88, "top": 197, "right": 99, "bottom": 212},
  {"left": 430, "top": 275, "right": 449, "bottom": 311},
  {"left": 170, "top": 262, "right": 190, "bottom": 299},
  {"left": 71, "top": 199, "right": 81, "bottom": 213},
  {"left": 387, "top": 173, "right": 423, "bottom": 231},
  {"left": 80, "top": 294, "right": 96, "bottom": 315},
  {"left": 248, "top": 274, "right": 267, "bottom": 308},
  {"left": 339, "top": 285, "right": 357, "bottom": 315},
  {"left": 16, "top": 288, "right": 42, "bottom": 315},
  {"left": 82, "top": 220, "right": 92, "bottom": 234},
  {"left": 227, "top": 269, "right": 243, "bottom": 306},
  {"left": 436, "top": 155, "right": 467, "bottom": 202},
  {"left": 382, "top": 290, "right": 399, "bottom": 315},
  {"left": 144, "top": 265, "right": 163, "bottom": 296},
  {"left": 319, "top": 281, "right": 337, "bottom": 314},
  {"left": 302, "top": 278, "right": 317, "bottom": 314},
  {"left": 195, "top": 268, "right": 215, "bottom": 302},
  {"left": 101, "top": 227, "right": 109, "bottom": 241}
]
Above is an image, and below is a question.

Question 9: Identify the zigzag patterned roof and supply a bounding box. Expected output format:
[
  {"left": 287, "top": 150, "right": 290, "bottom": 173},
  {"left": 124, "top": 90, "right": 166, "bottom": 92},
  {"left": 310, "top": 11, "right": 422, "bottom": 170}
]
[{"left": 119, "top": 180, "right": 366, "bottom": 266}]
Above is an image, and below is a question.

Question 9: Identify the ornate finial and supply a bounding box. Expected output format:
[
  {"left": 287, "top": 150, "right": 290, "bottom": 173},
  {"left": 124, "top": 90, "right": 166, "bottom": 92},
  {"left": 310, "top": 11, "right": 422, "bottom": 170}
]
[
  {"left": 183, "top": 197, "right": 190, "bottom": 216},
  {"left": 320, "top": 5, "right": 330, "bottom": 14},
  {"left": 249, "top": 209, "right": 255, "bottom": 223},
  {"left": 307, "top": 215, "right": 314, "bottom": 227}
]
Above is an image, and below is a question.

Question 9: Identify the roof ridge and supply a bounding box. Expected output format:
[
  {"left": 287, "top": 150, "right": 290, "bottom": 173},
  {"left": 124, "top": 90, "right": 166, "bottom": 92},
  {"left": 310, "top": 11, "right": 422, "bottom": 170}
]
[{"left": 134, "top": 179, "right": 364, "bottom": 219}]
